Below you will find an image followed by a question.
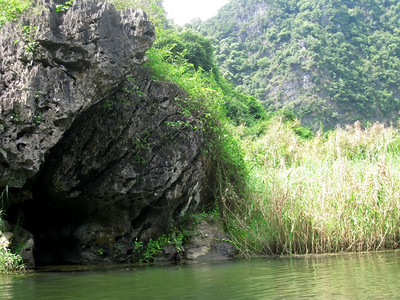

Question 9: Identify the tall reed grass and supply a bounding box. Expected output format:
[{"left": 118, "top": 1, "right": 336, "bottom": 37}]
[{"left": 225, "top": 119, "right": 400, "bottom": 257}]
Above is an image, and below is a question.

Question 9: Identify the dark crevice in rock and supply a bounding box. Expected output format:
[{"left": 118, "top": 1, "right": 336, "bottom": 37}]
[{"left": 131, "top": 206, "right": 152, "bottom": 230}]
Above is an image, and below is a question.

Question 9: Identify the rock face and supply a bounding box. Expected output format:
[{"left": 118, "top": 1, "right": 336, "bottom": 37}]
[
  {"left": 0, "top": 0, "right": 154, "bottom": 189},
  {"left": 184, "top": 220, "right": 235, "bottom": 260},
  {"left": 0, "top": 1, "right": 209, "bottom": 265}
]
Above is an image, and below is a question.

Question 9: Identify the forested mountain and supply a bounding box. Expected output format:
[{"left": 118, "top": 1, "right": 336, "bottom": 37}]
[{"left": 194, "top": 0, "right": 400, "bottom": 129}]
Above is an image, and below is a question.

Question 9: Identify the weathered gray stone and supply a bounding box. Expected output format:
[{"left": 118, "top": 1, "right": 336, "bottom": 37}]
[
  {"left": 0, "top": 0, "right": 155, "bottom": 188},
  {"left": 0, "top": 232, "right": 13, "bottom": 249},
  {"left": 185, "top": 220, "right": 235, "bottom": 260},
  {"left": 0, "top": 0, "right": 211, "bottom": 266},
  {"left": 13, "top": 228, "right": 35, "bottom": 268},
  {"left": 27, "top": 67, "right": 206, "bottom": 265}
]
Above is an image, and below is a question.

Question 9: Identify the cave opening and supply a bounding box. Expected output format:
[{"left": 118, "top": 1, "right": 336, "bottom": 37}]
[{"left": 6, "top": 181, "right": 88, "bottom": 266}]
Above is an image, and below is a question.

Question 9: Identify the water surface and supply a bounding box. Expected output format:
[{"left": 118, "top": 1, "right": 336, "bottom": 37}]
[{"left": 1, "top": 251, "right": 399, "bottom": 299}]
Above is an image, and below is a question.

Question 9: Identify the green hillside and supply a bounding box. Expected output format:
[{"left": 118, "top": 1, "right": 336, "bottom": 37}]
[{"left": 194, "top": 0, "right": 400, "bottom": 129}]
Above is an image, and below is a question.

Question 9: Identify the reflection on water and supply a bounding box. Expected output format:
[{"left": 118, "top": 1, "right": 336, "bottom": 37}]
[{"left": 1, "top": 250, "right": 399, "bottom": 299}]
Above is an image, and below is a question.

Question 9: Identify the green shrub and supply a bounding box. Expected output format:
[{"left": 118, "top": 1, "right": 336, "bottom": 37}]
[
  {"left": 0, "top": 213, "right": 25, "bottom": 274},
  {"left": 156, "top": 30, "right": 218, "bottom": 74},
  {"left": 0, "top": 0, "right": 32, "bottom": 28},
  {"left": 0, "top": 248, "right": 25, "bottom": 274}
]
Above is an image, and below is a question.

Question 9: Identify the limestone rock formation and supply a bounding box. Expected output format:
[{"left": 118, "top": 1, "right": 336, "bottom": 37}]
[
  {"left": 0, "top": 0, "right": 154, "bottom": 189},
  {"left": 184, "top": 220, "right": 235, "bottom": 260},
  {"left": 0, "top": 0, "right": 209, "bottom": 265}
]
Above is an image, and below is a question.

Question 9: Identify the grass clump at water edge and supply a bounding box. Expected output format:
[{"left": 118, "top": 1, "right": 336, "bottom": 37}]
[{"left": 0, "top": 212, "right": 25, "bottom": 274}]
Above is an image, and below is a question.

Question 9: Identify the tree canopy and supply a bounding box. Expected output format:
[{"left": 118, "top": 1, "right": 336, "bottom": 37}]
[{"left": 196, "top": 0, "right": 400, "bottom": 129}]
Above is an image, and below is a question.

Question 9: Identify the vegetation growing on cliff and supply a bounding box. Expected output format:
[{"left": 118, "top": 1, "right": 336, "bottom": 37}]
[
  {"left": 145, "top": 31, "right": 251, "bottom": 213},
  {"left": 0, "top": 0, "right": 32, "bottom": 28},
  {"left": 195, "top": 0, "right": 400, "bottom": 129}
]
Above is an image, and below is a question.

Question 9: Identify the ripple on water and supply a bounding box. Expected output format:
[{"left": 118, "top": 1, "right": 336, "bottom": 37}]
[{"left": 1, "top": 251, "right": 400, "bottom": 299}]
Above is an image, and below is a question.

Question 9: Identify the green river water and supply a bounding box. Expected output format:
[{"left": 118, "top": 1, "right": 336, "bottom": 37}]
[{"left": 1, "top": 250, "right": 399, "bottom": 299}]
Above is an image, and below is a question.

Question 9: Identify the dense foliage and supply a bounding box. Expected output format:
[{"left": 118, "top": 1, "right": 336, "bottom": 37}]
[
  {"left": 0, "top": 244, "right": 25, "bottom": 274},
  {"left": 145, "top": 29, "right": 250, "bottom": 202},
  {"left": 0, "top": 0, "right": 32, "bottom": 28},
  {"left": 156, "top": 30, "right": 218, "bottom": 73},
  {"left": 195, "top": 0, "right": 400, "bottom": 129},
  {"left": 228, "top": 119, "right": 400, "bottom": 256},
  {"left": 149, "top": 2, "right": 400, "bottom": 257}
]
